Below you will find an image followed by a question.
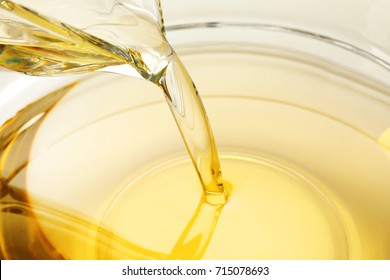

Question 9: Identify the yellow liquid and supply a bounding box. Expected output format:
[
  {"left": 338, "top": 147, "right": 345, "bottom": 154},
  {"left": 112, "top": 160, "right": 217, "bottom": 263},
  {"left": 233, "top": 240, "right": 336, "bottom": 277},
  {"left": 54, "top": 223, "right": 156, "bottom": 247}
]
[
  {"left": 0, "top": 0, "right": 227, "bottom": 203},
  {"left": 1, "top": 1, "right": 390, "bottom": 260}
]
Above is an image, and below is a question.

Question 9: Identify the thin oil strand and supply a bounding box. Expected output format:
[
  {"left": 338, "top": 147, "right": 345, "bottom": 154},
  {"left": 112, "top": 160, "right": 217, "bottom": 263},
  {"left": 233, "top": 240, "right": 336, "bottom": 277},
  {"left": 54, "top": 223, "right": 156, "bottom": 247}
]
[{"left": 0, "top": 0, "right": 227, "bottom": 203}]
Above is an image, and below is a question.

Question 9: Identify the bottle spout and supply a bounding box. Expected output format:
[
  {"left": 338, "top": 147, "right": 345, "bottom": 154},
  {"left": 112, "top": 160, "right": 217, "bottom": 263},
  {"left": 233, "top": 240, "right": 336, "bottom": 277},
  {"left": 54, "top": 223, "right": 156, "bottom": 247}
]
[{"left": 0, "top": 0, "right": 171, "bottom": 78}]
